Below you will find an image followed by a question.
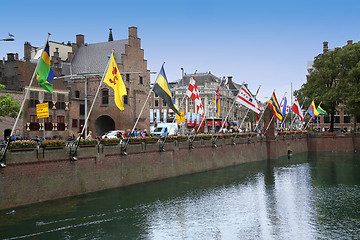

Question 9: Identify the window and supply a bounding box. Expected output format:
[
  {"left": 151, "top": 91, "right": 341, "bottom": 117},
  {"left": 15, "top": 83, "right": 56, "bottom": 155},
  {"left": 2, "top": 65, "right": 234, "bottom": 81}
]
[
  {"left": 324, "top": 116, "right": 330, "bottom": 123},
  {"left": 139, "top": 76, "right": 143, "bottom": 85},
  {"left": 72, "top": 119, "right": 78, "bottom": 128},
  {"left": 29, "top": 115, "right": 40, "bottom": 131},
  {"left": 57, "top": 116, "right": 65, "bottom": 131},
  {"left": 123, "top": 88, "right": 129, "bottom": 105},
  {"left": 126, "top": 74, "right": 130, "bottom": 82},
  {"left": 80, "top": 104, "right": 85, "bottom": 115},
  {"left": 344, "top": 115, "right": 351, "bottom": 123},
  {"left": 189, "top": 99, "right": 194, "bottom": 106},
  {"left": 56, "top": 93, "right": 66, "bottom": 110},
  {"left": 154, "top": 93, "right": 158, "bottom": 98},
  {"left": 44, "top": 92, "right": 53, "bottom": 109},
  {"left": 162, "top": 100, "right": 167, "bottom": 107},
  {"left": 29, "top": 91, "right": 39, "bottom": 108},
  {"left": 102, "top": 89, "right": 109, "bottom": 105},
  {"left": 155, "top": 100, "right": 159, "bottom": 107},
  {"left": 44, "top": 115, "right": 53, "bottom": 131},
  {"left": 75, "top": 90, "right": 80, "bottom": 98}
]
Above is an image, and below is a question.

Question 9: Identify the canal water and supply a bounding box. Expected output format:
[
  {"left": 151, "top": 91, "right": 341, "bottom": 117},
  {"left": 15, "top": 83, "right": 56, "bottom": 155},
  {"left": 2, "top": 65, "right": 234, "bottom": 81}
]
[{"left": 1, "top": 151, "right": 360, "bottom": 239}]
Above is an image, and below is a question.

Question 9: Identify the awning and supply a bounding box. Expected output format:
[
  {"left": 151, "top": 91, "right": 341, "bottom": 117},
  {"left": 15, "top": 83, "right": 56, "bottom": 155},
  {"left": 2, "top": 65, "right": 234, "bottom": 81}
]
[{"left": 207, "top": 120, "right": 222, "bottom": 127}]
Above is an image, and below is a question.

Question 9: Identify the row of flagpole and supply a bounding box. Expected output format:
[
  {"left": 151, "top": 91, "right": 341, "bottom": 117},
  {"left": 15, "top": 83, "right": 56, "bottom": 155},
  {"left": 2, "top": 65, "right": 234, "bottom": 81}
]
[{"left": 1, "top": 34, "right": 330, "bottom": 166}]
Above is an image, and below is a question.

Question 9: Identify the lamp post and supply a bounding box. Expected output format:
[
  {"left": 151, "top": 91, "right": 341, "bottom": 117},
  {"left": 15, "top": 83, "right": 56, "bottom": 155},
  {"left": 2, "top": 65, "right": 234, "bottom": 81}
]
[{"left": 0, "top": 38, "right": 14, "bottom": 41}]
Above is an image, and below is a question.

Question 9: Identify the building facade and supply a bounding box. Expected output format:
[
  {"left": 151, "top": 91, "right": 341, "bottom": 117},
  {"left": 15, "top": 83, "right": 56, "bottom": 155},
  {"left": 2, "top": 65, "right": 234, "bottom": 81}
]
[{"left": 0, "top": 27, "right": 150, "bottom": 140}]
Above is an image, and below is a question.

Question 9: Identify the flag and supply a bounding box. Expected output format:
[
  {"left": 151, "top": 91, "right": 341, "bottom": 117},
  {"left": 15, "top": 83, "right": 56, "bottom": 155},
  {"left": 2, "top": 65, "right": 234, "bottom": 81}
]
[
  {"left": 317, "top": 104, "right": 327, "bottom": 115},
  {"left": 186, "top": 76, "right": 204, "bottom": 117},
  {"left": 291, "top": 97, "right": 304, "bottom": 122},
  {"left": 308, "top": 100, "right": 319, "bottom": 119},
  {"left": 104, "top": 52, "right": 127, "bottom": 110},
  {"left": 236, "top": 85, "right": 261, "bottom": 114},
  {"left": 279, "top": 97, "right": 288, "bottom": 116},
  {"left": 36, "top": 41, "right": 55, "bottom": 93},
  {"left": 153, "top": 66, "right": 180, "bottom": 115},
  {"left": 268, "top": 91, "right": 283, "bottom": 121},
  {"left": 212, "top": 87, "right": 220, "bottom": 118}
]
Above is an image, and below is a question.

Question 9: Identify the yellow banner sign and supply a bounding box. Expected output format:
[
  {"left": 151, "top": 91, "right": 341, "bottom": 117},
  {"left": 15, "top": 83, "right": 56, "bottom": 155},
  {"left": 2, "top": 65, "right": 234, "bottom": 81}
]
[
  {"left": 177, "top": 111, "right": 185, "bottom": 123},
  {"left": 36, "top": 102, "right": 49, "bottom": 119}
]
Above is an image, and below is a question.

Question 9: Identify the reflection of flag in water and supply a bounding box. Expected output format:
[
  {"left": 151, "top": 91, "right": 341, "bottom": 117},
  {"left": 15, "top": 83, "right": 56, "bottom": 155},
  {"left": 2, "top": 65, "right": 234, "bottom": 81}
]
[
  {"left": 212, "top": 87, "right": 220, "bottom": 118},
  {"left": 36, "top": 40, "right": 55, "bottom": 93},
  {"left": 268, "top": 91, "right": 283, "bottom": 121},
  {"left": 308, "top": 100, "right": 319, "bottom": 119}
]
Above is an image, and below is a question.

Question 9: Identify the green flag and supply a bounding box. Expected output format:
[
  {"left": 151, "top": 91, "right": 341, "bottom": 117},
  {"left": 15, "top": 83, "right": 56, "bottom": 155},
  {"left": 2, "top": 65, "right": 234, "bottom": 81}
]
[{"left": 316, "top": 104, "right": 327, "bottom": 115}]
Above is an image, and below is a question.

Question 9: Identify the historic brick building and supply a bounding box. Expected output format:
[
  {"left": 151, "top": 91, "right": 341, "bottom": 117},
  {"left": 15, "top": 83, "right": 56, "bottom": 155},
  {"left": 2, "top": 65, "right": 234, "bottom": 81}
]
[
  {"left": 0, "top": 27, "right": 150, "bottom": 140},
  {"left": 0, "top": 53, "right": 70, "bottom": 140},
  {"left": 63, "top": 27, "right": 150, "bottom": 137}
]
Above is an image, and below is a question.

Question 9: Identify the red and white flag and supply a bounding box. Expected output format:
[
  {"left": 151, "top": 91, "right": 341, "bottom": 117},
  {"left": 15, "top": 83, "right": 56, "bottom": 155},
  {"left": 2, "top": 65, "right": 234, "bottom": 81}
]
[
  {"left": 236, "top": 85, "right": 261, "bottom": 114},
  {"left": 186, "top": 76, "right": 204, "bottom": 117},
  {"left": 291, "top": 97, "right": 303, "bottom": 122}
]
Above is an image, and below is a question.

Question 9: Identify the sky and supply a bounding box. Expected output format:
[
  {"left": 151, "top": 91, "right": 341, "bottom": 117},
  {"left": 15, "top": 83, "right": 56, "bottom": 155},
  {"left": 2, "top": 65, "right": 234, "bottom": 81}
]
[{"left": 1, "top": 0, "right": 360, "bottom": 103}]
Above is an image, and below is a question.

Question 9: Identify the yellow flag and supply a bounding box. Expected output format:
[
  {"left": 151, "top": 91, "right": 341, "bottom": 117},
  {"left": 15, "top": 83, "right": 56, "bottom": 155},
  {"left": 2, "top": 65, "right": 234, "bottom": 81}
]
[
  {"left": 176, "top": 111, "right": 185, "bottom": 123},
  {"left": 104, "top": 53, "right": 127, "bottom": 110}
]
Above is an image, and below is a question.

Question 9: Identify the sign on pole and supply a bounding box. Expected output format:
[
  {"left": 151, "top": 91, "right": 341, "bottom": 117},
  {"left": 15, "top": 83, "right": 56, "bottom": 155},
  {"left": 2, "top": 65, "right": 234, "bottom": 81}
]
[{"left": 36, "top": 102, "right": 49, "bottom": 119}]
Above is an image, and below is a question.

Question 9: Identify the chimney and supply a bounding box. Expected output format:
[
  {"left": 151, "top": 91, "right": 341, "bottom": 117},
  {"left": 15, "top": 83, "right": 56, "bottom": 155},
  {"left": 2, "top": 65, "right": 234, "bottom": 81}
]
[
  {"left": 347, "top": 40, "right": 353, "bottom": 45},
  {"left": 227, "top": 76, "right": 233, "bottom": 85},
  {"left": 67, "top": 52, "right": 73, "bottom": 62},
  {"left": 7, "top": 53, "right": 15, "bottom": 61},
  {"left": 24, "top": 41, "right": 32, "bottom": 61},
  {"left": 323, "top": 41, "right": 328, "bottom": 53},
  {"left": 129, "top": 26, "right": 137, "bottom": 39},
  {"left": 15, "top": 53, "right": 19, "bottom": 60},
  {"left": 76, "top": 34, "right": 84, "bottom": 48}
]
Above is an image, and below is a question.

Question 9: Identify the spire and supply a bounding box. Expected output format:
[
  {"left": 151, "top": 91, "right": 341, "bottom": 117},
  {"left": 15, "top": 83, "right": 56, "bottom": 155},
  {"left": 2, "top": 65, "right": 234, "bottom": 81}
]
[{"left": 108, "top": 28, "right": 113, "bottom": 42}]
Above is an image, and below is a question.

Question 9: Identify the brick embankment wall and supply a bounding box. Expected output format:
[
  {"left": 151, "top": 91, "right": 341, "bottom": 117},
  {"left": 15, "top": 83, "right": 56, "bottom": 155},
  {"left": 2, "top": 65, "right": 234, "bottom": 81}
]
[{"left": 0, "top": 135, "right": 358, "bottom": 210}]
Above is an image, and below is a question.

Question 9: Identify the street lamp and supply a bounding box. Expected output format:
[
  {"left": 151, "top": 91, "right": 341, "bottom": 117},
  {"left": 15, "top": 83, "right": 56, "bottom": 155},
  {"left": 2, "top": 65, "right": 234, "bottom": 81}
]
[{"left": 0, "top": 38, "right": 14, "bottom": 41}]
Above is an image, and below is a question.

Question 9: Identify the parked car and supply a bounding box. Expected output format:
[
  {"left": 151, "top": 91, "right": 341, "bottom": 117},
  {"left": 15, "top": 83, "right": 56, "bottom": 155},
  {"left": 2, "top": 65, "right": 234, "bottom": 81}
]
[{"left": 101, "top": 130, "right": 124, "bottom": 139}]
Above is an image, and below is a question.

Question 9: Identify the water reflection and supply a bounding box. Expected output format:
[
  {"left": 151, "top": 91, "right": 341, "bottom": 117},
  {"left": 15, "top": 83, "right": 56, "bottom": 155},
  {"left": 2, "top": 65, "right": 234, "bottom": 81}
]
[{"left": 1, "top": 152, "right": 360, "bottom": 239}]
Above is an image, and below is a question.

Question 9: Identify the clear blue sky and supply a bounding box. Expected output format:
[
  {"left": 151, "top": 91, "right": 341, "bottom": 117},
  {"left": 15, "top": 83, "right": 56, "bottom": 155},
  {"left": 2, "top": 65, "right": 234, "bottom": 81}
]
[{"left": 1, "top": 0, "right": 360, "bottom": 103}]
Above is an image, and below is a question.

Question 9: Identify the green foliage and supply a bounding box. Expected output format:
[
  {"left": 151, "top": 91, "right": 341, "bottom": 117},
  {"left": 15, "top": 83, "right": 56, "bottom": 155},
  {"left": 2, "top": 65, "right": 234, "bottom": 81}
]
[
  {"left": 9, "top": 140, "right": 37, "bottom": 149},
  {"left": 296, "top": 42, "right": 360, "bottom": 131},
  {"left": 0, "top": 84, "right": 22, "bottom": 122},
  {"left": 41, "top": 140, "right": 66, "bottom": 147}
]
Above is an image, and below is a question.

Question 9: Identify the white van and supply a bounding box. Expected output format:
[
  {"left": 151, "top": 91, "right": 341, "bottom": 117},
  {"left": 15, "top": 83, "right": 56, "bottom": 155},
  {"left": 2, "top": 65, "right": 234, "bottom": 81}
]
[{"left": 151, "top": 123, "right": 178, "bottom": 137}]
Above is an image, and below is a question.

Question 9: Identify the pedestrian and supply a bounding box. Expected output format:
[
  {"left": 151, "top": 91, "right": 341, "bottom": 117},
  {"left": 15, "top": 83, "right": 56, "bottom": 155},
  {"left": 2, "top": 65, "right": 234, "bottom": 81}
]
[
  {"left": 86, "top": 131, "right": 93, "bottom": 139},
  {"left": 142, "top": 129, "right": 149, "bottom": 138}
]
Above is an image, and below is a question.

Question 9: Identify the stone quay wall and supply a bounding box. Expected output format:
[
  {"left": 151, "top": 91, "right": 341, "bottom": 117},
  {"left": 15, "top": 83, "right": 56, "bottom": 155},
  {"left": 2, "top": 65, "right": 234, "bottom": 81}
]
[{"left": 0, "top": 134, "right": 359, "bottom": 210}]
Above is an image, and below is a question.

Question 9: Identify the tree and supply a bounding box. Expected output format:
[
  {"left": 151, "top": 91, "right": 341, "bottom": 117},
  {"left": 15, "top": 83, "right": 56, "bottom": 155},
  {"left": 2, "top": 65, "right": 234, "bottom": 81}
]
[
  {"left": 296, "top": 48, "right": 343, "bottom": 132},
  {"left": 338, "top": 42, "right": 360, "bottom": 130},
  {"left": 0, "top": 84, "right": 22, "bottom": 122}
]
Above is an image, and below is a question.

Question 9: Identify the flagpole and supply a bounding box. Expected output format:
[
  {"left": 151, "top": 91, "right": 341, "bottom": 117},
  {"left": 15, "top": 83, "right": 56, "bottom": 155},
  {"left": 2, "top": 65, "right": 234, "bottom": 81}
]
[
  {"left": 212, "top": 82, "right": 244, "bottom": 144},
  {"left": 188, "top": 76, "right": 225, "bottom": 147},
  {"left": 1, "top": 33, "right": 51, "bottom": 167},
  {"left": 263, "top": 91, "right": 286, "bottom": 136},
  {"left": 122, "top": 62, "right": 166, "bottom": 154},
  {"left": 162, "top": 71, "right": 200, "bottom": 149},
  {"left": 254, "top": 89, "right": 275, "bottom": 133},
  {"left": 285, "top": 98, "right": 311, "bottom": 137},
  {"left": 71, "top": 50, "right": 114, "bottom": 160},
  {"left": 301, "top": 101, "right": 322, "bottom": 135}
]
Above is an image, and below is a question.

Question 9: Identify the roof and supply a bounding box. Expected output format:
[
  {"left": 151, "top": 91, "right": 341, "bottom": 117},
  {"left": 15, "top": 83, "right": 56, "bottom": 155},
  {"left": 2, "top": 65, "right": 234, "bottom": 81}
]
[
  {"left": 70, "top": 39, "right": 128, "bottom": 75},
  {"left": 176, "top": 72, "right": 220, "bottom": 87},
  {"left": 16, "top": 61, "right": 68, "bottom": 91}
]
